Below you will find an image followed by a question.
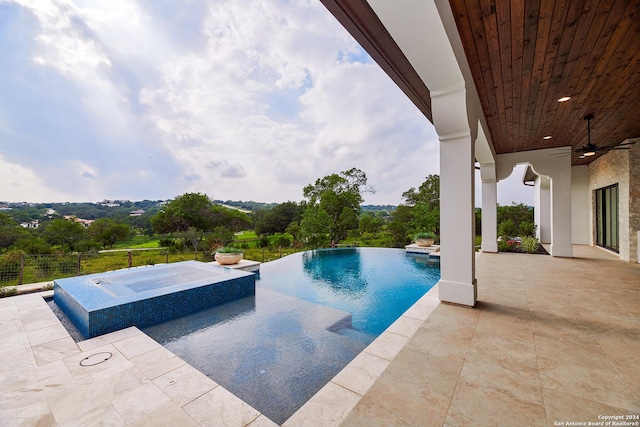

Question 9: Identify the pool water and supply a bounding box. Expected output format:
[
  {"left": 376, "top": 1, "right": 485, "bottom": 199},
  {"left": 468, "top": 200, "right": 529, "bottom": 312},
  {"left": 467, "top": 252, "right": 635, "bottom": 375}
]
[
  {"left": 143, "top": 248, "right": 439, "bottom": 424},
  {"left": 260, "top": 248, "right": 440, "bottom": 336}
]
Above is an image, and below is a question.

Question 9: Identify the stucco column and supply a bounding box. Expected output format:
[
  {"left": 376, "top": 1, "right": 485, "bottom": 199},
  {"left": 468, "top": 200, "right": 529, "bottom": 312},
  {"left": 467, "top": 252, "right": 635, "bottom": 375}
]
[
  {"left": 534, "top": 176, "right": 551, "bottom": 244},
  {"left": 549, "top": 168, "right": 573, "bottom": 257},
  {"left": 480, "top": 164, "right": 498, "bottom": 253},
  {"left": 433, "top": 88, "right": 477, "bottom": 307}
]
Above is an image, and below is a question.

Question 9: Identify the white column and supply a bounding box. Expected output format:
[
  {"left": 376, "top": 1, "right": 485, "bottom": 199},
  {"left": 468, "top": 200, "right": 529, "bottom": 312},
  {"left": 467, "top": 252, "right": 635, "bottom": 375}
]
[
  {"left": 480, "top": 164, "right": 497, "bottom": 253},
  {"left": 534, "top": 176, "right": 551, "bottom": 244},
  {"left": 550, "top": 168, "right": 573, "bottom": 257},
  {"left": 439, "top": 132, "right": 477, "bottom": 306},
  {"left": 431, "top": 86, "right": 477, "bottom": 306}
]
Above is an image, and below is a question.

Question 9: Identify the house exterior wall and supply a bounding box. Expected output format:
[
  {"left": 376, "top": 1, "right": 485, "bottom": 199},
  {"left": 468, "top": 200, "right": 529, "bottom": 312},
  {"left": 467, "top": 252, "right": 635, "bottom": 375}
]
[
  {"left": 629, "top": 144, "right": 640, "bottom": 263},
  {"left": 571, "top": 166, "right": 590, "bottom": 245},
  {"left": 588, "top": 143, "right": 640, "bottom": 262}
]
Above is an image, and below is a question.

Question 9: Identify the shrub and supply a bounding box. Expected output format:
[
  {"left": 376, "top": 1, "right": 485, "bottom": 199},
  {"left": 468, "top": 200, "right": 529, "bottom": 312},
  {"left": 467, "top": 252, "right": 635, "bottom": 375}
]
[
  {"left": 159, "top": 237, "right": 177, "bottom": 248},
  {"left": 215, "top": 246, "right": 243, "bottom": 254},
  {"left": 414, "top": 231, "right": 435, "bottom": 240},
  {"left": 520, "top": 236, "right": 540, "bottom": 254},
  {"left": 498, "top": 239, "right": 516, "bottom": 252},
  {"left": 498, "top": 219, "right": 517, "bottom": 238},
  {"left": 258, "top": 236, "right": 271, "bottom": 248},
  {"left": 273, "top": 236, "right": 291, "bottom": 248},
  {"left": 0, "top": 286, "right": 17, "bottom": 298},
  {"left": 518, "top": 221, "right": 536, "bottom": 237}
]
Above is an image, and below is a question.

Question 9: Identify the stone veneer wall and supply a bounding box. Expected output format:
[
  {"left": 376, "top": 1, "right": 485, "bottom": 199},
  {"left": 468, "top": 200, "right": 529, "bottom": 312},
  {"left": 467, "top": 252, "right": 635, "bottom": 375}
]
[
  {"left": 588, "top": 141, "right": 640, "bottom": 262},
  {"left": 630, "top": 144, "right": 640, "bottom": 263}
]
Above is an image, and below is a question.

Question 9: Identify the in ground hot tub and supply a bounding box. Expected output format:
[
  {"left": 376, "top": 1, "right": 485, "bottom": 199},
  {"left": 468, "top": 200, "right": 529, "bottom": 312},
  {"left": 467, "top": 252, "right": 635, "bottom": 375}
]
[{"left": 54, "top": 260, "right": 255, "bottom": 339}]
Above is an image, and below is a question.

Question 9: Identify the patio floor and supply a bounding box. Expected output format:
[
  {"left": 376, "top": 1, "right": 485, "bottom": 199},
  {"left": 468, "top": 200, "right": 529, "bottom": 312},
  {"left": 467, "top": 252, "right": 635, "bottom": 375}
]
[
  {"left": 341, "top": 245, "right": 640, "bottom": 426},
  {"left": 0, "top": 245, "right": 638, "bottom": 426}
]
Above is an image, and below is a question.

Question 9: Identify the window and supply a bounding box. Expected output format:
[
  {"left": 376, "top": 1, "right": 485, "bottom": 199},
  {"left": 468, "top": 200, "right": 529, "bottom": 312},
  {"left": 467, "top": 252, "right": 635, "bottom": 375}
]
[{"left": 595, "top": 184, "right": 619, "bottom": 253}]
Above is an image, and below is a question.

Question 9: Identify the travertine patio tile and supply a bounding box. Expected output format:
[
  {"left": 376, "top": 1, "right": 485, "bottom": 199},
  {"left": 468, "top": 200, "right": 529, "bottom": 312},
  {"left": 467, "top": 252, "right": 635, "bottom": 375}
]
[
  {"left": 341, "top": 372, "right": 451, "bottom": 427},
  {"left": 61, "top": 403, "right": 126, "bottom": 427},
  {"left": 474, "top": 311, "right": 534, "bottom": 342},
  {"left": 27, "top": 323, "right": 71, "bottom": 346},
  {"left": 542, "top": 387, "right": 639, "bottom": 427},
  {"left": 130, "top": 346, "right": 186, "bottom": 379},
  {"left": 283, "top": 382, "right": 360, "bottom": 427},
  {"left": 443, "top": 379, "right": 546, "bottom": 426},
  {"left": 331, "top": 351, "right": 389, "bottom": 396},
  {"left": 385, "top": 314, "right": 423, "bottom": 338},
  {"left": 0, "top": 365, "right": 38, "bottom": 391},
  {"left": 47, "top": 380, "right": 120, "bottom": 425},
  {"left": 13, "top": 294, "right": 46, "bottom": 310},
  {"left": 78, "top": 326, "right": 141, "bottom": 352},
  {"left": 153, "top": 364, "right": 217, "bottom": 407},
  {"left": 538, "top": 356, "right": 640, "bottom": 412},
  {"left": 183, "top": 385, "right": 262, "bottom": 427},
  {"left": 458, "top": 353, "right": 543, "bottom": 405},
  {"left": 111, "top": 381, "right": 197, "bottom": 426},
  {"left": 246, "top": 414, "right": 280, "bottom": 427},
  {"left": 1, "top": 400, "right": 56, "bottom": 427},
  {"left": 362, "top": 331, "right": 408, "bottom": 361},
  {"left": 19, "top": 307, "right": 60, "bottom": 332},
  {"left": 63, "top": 344, "right": 133, "bottom": 381},
  {"left": 32, "top": 336, "right": 80, "bottom": 366},
  {"left": 415, "top": 293, "right": 440, "bottom": 307},
  {"left": 35, "top": 359, "right": 74, "bottom": 384},
  {"left": 401, "top": 302, "right": 435, "bottom": 321},
  {"left": 112, "top": 331, "right": 162, "bottom": 359}
]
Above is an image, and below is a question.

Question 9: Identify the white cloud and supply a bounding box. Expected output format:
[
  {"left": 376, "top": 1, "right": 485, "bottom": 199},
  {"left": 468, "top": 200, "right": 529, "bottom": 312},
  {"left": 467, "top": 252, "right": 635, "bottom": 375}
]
[
  {"left": 0, "top": 0, "right": 532, "bottom": 206},
  {"left": 0, "top": 156, "right": 75, "bottom": 202}
]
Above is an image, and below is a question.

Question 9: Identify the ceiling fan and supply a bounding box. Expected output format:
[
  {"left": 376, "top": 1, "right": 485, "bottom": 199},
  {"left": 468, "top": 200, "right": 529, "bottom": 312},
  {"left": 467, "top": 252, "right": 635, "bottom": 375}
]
[{"left": 575, "top": 114, "right": 636, "bottom": 159}]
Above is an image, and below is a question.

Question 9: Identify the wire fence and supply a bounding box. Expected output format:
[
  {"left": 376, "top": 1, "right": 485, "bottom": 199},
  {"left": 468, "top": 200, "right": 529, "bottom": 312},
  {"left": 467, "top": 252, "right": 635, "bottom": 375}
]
[{"left": 0, "top": 246, "right": 301, "bottom": 288}]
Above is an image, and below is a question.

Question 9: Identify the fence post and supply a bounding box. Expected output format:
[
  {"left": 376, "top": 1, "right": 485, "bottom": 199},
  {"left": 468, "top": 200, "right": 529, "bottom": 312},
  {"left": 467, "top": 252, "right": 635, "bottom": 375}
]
[
  {"left": 262, "top": 248, "right": 265, "bottom": 262},
  {"left": 165, "top": 251, "right": 169, "bottom": 264},
  {"left": 279, "top": 246, "right": 282, "bottom": 258},
  {"left": 18, "top": 253, "right": 24, "bottom": 285},
  {"left": 77, "top": 253, "right": 81, "bottom": 275},
  {"left": 128, "top": 251, "right": 133, "bottom": 268}
]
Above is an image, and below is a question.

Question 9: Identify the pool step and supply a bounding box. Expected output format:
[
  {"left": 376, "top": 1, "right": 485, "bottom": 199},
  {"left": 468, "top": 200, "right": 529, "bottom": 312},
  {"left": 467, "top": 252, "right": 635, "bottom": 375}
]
[{"left": 327, "top": 315, "right": 376, "bottom": 345}]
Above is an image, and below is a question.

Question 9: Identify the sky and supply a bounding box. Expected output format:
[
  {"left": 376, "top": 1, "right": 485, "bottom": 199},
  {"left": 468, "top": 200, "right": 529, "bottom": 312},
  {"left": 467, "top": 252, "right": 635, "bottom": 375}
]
[{"left": 0, "top": 0, "right": 532, "bottom": 206}]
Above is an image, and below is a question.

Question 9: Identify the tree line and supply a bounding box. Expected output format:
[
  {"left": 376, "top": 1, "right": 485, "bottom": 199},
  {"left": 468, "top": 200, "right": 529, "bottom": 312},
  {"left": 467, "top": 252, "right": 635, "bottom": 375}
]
[{"left": 0, "top": 167, "right": 534, "bottom": 256}]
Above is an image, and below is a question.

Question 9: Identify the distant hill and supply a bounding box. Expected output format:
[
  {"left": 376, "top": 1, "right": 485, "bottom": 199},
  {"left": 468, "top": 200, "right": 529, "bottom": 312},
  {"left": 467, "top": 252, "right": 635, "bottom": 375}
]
[{"left": 3, "top": 199, "right": 398, "bottom": 223}]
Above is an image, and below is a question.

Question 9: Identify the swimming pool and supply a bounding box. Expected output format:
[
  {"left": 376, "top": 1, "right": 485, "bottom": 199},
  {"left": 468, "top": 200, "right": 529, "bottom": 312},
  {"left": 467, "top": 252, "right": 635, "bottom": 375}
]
[{"left": 143, "top": 248, "right": 439, "bottom": 424}]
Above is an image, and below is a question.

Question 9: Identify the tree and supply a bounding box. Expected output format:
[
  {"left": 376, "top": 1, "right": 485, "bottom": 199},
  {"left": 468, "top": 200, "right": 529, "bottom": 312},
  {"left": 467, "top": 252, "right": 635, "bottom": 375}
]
[
  {"left": 402, "top": 174, "right": 440, "bottom": 235},
  {"left": 151, "top": 193, "right": 250, "bottom": 235},
  {"left": 358, "top": 212, "right": 384, "bottom": 235},
  {"left": 253, "top": 201, "right": 302, "bottom": 235},
  {"left": 176, "top": 227, "right": 204, "bottom": 254},
  {"left": 300, "top": 204, "right": 331, "bottom": 247},
  {"left": 387, "top": 205, "right": 413, "bottom": 247},
  {"left": 0, "top": 213, "right": 29, "bottom": 249},
  {"left": 497, "top": 203, "right": 534, "bottom": 237},
  {"left": 285, "top": 221, "right": 301, "bottom": 241},
  {"left": 301, "top": 168, "right": 374, "bottom": 243},
  {"left": 151, "top": 193, "right": 216, "bottom": 233},
  {"left": 40, "top": 219, "right": 87, "bottom": 251},
  {"left": 88, "top": 218, "right": 131, "bottom": 248}
]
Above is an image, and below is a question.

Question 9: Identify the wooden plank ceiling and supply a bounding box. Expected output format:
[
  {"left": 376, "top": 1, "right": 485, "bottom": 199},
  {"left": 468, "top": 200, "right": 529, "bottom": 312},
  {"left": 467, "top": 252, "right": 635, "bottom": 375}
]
[
  {"left": 320, "top": 0, "right": 640, "bottom": 166},
  {"left": 449, "top": 0, "right": 640, "bottom": 164}
]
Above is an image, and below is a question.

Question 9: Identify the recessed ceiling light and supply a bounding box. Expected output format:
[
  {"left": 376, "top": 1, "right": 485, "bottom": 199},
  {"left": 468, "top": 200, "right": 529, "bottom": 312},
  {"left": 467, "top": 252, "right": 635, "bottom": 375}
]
[
  {"left": 543, "top": 135, "right": 552, "bottom": 140},
  {"left": 557, "top": 96, "right": 571, "bottom": 102}
]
